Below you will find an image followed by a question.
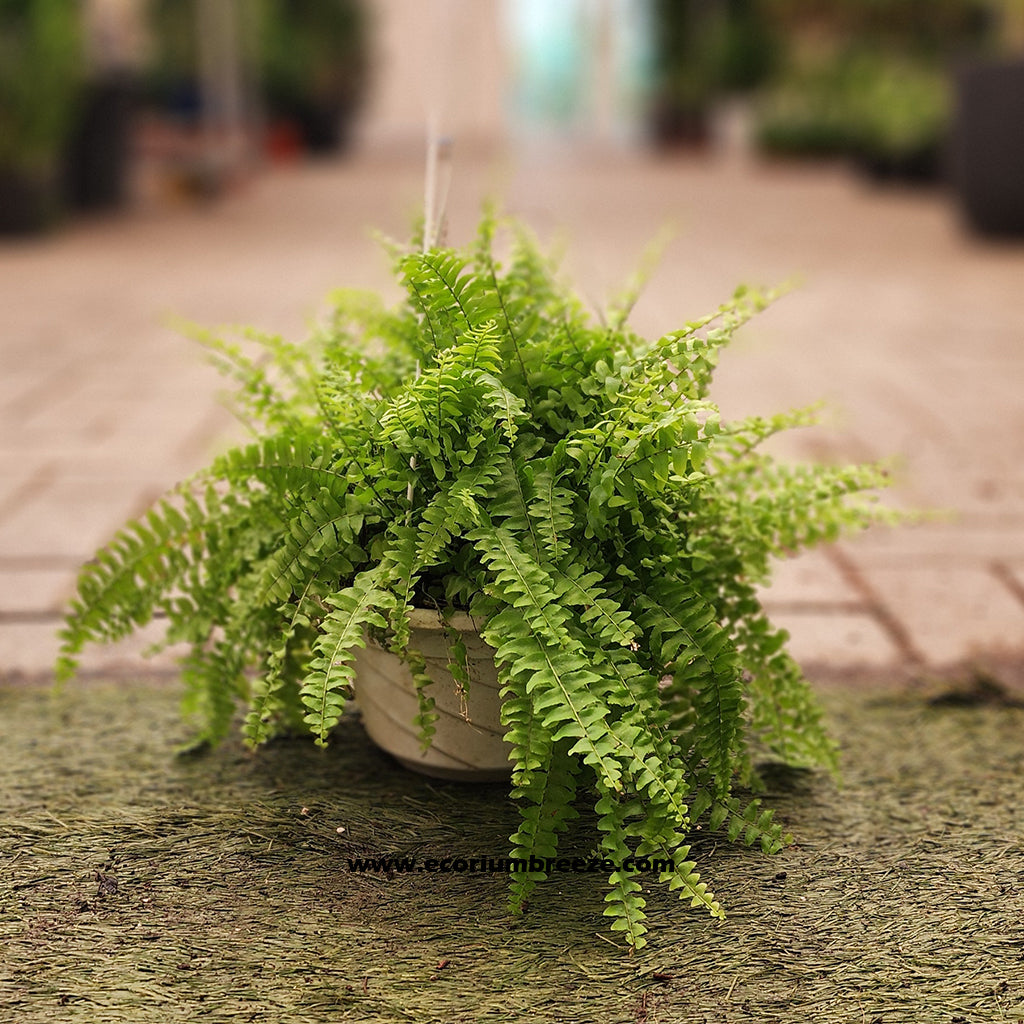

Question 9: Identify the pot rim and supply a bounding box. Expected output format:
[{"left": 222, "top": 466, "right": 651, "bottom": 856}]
[{"left": 404, "top": 607, "right": 483, "bottom": 634}]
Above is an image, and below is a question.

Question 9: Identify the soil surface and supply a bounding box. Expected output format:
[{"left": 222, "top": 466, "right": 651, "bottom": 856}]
[{"left": 2, "top": 674, "right": 1024, "bottom": 1023}]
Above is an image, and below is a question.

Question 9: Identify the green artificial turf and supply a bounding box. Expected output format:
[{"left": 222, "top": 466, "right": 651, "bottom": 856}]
[{"left": 2, "top": 676, "right": 1023, "bottom": 1023}]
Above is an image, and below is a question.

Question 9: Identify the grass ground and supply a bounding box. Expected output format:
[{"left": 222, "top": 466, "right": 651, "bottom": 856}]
[{"left": 2, "top": 674, "right": 1023, "bottom": 1023}]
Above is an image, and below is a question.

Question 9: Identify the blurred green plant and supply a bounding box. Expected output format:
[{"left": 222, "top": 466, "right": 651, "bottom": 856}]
[
  {"left": 258, "top": 0, "right": 368, "bottom": 150},
  {"left": 144, "top": 0, "right": 202, "bottom": 114},
  {"left": 850, "top": 55, "right": 950, "bottom": 165},
  {"left": 761, "top": 0, "right": 995, "bottom": 57},
  {"left": 144, "top": 0, "right": 368, "bottom": 150},
  {"left": 258, "top": 0, "right": 366, "bottom": 109},
  {"left": 650, "top": 0, "right": 780, "bottom": 144},
  {"left": 755, "top": 62, "right": 856, "bottom": 157},
  {"left": 713, "top": 0, "right": 782, "bottom": 92},
  {"left": 755, "top": 50, "right": 950, "bottom": 173},
  {"left": 0, "top": 0, "right": 82, "bottom": 174}
]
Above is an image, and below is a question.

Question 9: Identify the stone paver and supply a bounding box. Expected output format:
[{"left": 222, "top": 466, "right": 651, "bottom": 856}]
[
  {"left": 0, "top": 569, "right": 74, "bottom": 615},
  {"left": 757, "top": 550, "right": 863, "bottom": 608},
  {"left": 0, "top": 619, "right": 186, "bottom": 678},
  {"left": 842, "top": 523, "right": 1024, "bottom": 564},
  {"left": 854, "top": 565, "right": 1024, "bottom": 665},
  {"left": 0, "top": 476, "right": 166, "bottom": 560},
  {"left": 2, "top": 149, "right": 1023, "bottom": 679},
  {"left": 1003, "top": 564, "right": 1024, "bottom": 599},
  {"left": 765, "top": 609, "right": 903, "bottom": 668}
]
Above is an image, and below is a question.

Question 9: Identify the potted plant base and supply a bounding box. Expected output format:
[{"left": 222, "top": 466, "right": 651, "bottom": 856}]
[{"left": 354, "top": 609, "right": 511, "bottom": 781}]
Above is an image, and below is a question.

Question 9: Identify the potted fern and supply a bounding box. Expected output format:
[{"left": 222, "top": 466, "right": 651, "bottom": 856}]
[{"left": 58, "top": 212, "right": 894, "bottom": 948}]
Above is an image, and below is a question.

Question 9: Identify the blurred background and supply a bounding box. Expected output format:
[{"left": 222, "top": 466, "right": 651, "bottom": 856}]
[
  {"left": 1, "top": 0, "right": 1023, "bottom": 226},
  {"left": 2, "top": 0, "right": 1024, "bottom": 678}
]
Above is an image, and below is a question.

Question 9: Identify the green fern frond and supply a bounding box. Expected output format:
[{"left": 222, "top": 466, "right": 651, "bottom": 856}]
[
  {"left": 621, "top": 283, "right": 781, "bottom": 405},
  {"left": 243, "top": 576, "right": 321, "bottom": 747},
  {"left": 746, "top": 644, "right": 841, "bottom": 775},
  {"left": 300, "top": 571, "right": 394, "bottom": 747},
  {"left": 400, "top": 250, "right": 503, "bottom": 351},
  {"left": 596, "top": 789, "right": 651, "bottom": 948},
  {"left": 635, "top": 578, "right": 744, "bottom": 794},
  {"left": 689, "top": 776, "right": 789, "bottom": 854},
  {"left": 527, "top": 460, "right": 576, "bottom": 561},
  {"left": 56, "top": 490, "right": 209, "bottom": 678},
  {"left": 399, "top": 645, "right": 439, "bottom": 751},
  {"left": 507, "top": 741, "right": 578, "bottom": 913}
]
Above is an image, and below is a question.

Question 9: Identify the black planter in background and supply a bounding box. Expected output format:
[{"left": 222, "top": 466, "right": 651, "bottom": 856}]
[
  {"left": 0, "top": 166, "right": 62, "bottom": 235},
  {"left": 648, "top": 96, "right": 711, "bottom": 150},
  {"left": 62, "top": 74, "right": 136, "bottom": 212},
  {"left": 268, "top": 94, "right": 355, "bottom": 155},
  {"left": 951, "top": 56, "right": 1024, "bottom": 235},
  {"left": 851, "top": 143, "right": 945, "bottom": 186}
]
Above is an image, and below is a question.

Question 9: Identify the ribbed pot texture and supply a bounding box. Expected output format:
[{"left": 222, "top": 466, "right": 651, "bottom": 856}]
[{"left": 353, "top": 609, "right": 512, "bottom": 781}]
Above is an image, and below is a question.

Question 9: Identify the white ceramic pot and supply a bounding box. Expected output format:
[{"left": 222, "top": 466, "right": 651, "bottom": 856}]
[{"left": 353, "top": 608, "right": 512, "bottom": 781}]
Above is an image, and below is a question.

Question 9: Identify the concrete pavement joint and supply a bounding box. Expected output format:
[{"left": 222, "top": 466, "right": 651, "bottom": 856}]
[
  {"left": 991, "top": 561, "right": 1024, "bottom": 611},
  {"left": 0, "top": 609, "right": 64, "bottom": 624},
  {"left": 128, "top": 484, "right": 174, "bottom": 523},
  {"left": 825, "top": 545, "right": 926, "bottom": 666},
  {"left": 173, "top": 403, "right": 237, "bottom": 465},
  {"left": 759, "top": 600, "right": 869, "bottom": 614},
  {"left": 0, "top": 463, "right": 57, "bottom": 524},
  {"left": 0, "top": 555, "right": 89, "bottom": 569},
  {"left": 2, "top": 362, "right": 83, "bottom": 419}
]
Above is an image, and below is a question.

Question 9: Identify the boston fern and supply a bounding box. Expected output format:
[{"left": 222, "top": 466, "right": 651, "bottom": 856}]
[{"left": 58, "top": 212, "right": 893, "bottom": 948}]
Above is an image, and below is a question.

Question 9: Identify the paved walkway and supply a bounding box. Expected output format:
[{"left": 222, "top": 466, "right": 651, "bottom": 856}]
[{"left": 2, "top": 147, "right": 1023, "bottom": 680}]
